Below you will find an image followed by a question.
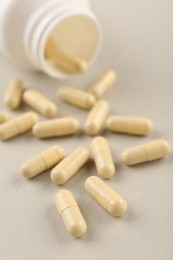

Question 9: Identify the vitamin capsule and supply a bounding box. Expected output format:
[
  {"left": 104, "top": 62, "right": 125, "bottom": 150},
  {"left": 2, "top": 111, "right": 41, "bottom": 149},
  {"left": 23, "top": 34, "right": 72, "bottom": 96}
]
[
  {"left": 58, "top": 86, "right": 96, "bottom": 110},
  {"left": 33, "top": 117, "right": 80, "bottom": 139},
  {"left": 91, "top": 137, "right": 115, "bottom": 179},
  {"left": 23, "top": 89, "right": 58, "bottom": 117},
  {"left": 85, "top": 176, "right": 127, "bottom": 217},
  {"left": 106, "top": 116, "right": 153, "bottom": 136},
  {"left": 88, "top": 70, "right": 117, "bottom": 99},
  {"left": 45, "top": 37, "right": 87, "bottom": 74},
  {"left": 55, "top": 190, "right": 87, "bottom": 237},
  {"left": 0, "top": 111, "right": 10, "bottom": 124},
  {"left": 122, "top": 139, "right": 171, "bottom": 166},
  {"left": 84, "top": 100, "right": 110, "bottom": 135},
  {"left": 4, "top": 79, "right": 23, "bottom": 109},
  {"left": 0, "top": 112, "right": 39, "bottom": 141},
  {"left": 51, "top": 147, "right": 89, "bottom": 185},
  {"left": 21, "top": 146, "right": 65, "bottom": 179}
]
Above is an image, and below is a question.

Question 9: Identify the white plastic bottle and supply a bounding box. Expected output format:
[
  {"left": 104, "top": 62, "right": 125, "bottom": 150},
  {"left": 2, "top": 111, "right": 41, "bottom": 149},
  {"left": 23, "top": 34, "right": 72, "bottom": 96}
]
[{"left": 0, "top": 0, "right": 102, "bottom": 78}]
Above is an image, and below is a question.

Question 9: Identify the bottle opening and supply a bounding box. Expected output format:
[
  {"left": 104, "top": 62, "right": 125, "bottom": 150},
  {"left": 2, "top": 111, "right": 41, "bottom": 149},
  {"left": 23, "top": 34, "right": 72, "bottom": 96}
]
[{"left": 40, "top": 14, "right": 102, "bottom": 78}]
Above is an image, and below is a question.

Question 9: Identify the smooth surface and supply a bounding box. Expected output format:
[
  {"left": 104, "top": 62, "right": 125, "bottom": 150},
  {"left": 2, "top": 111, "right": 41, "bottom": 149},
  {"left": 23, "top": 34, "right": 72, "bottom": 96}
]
[
  {"left": 23, "top": 89, "right": 58, "bottom": 117},
  {"left": 85, "top": 176, "right": 127, "bottom": 216},
  {"left": 33, "top": 117, "right": 80, "bottom": 138},
  {"left": 46, "top": 37, "right": 88, "bottom": 75},
  {"left": 0, "top": 0, "right": 173, "bottom": 259},
  {"left": 55, "top": 190, "right": 87, "bottom": 237},
  {"left": 0, "top": 110, "right": 10, "bottom": 123},
  {"left": 4, "top": 79, "right": 23, "bottom": 109},
  {"left": 51, "top": 147, "right": 89, "bottom": 185},
  {"left": 58, "top": 86, "right": 96, "bottom": 110},
  {"left": 106, "top": 116, "right": 153, "bottom": 136},
  {"left": 0, "top": 112, "right": 39, "bottom": 140},
  {"left": 91, "top": 136, "right": 115, "bottom": 179},
  {"left": 122, "top": 139, "right": 171, "bottom": 166},
  {"left": 21, "top": 145, "right": 65, "bottom": 178},
  {"left": 88, "top": 70, "right": 117, "bottom": 99},
  {"left": 84, "top": 99, "right": 110, "bottom": 135}
]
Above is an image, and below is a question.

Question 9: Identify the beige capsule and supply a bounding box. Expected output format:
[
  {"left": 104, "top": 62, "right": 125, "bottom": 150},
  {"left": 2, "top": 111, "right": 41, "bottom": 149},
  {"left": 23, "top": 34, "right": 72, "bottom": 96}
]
[
  {"left": 106, "top": 116, "right": 153, "bottom": 136},
  {"left": 51, "top": 147, "right": 89, "bottom": 185},
  {"left": 55, "top": 190, "right": 87, "bottom": 237},
  {"left": 0, "top": 111, "right": 10, "bottom": 124},
  {"left": 84, "top": 100, "right": 110, "bottom": 135},
  {"left": 4, "top": 79, "right": 23, "bottom": 109},
  {"left": 91, "top": 137, "right": 116, "bottom": 179},
  {"left": 33, "top": 117, "right": 80, "bottom": 139},
  {"left": 21, "top": 145, "right": 65, "bottom": 178},
  {"left": 58, "top": 86, "right": 96, "bottom": 110},
  {"left": 85, "top": 176, "right": 127, "bottom": 217},
  {"left": 23, "top": 89, "right": 58, "bottom": 118},
  {"left": 88, "top": 70, "right": 117, "bottom": 99},
  {"left": 45, "top": 37, "right": 88, "bottom": 74},
  {"left": 122, "top": 139, "right": 171, "bottom": 166},
  {"left": 0, "top": 112, "right": 39, "bottom": 141}
]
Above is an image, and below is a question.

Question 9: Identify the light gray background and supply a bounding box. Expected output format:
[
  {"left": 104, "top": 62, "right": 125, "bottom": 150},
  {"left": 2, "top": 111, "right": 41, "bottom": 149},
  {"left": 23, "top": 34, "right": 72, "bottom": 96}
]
[{"left": 0, "top": 1, "right": 173, "bottom": 260}]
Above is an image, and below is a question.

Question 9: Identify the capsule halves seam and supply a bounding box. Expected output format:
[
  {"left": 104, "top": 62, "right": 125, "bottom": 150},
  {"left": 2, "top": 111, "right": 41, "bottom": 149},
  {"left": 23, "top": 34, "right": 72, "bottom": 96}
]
[
  {"left": 51, "top": 147, "right": 89, "bottom": 185},
  {"left": 91, "top": 136, "right": 116, "bottom": 179},
  {"left": 106, "top": 116, "right": 153, "bottom": 136},
  {"left": 21, "top": 145, "right": 65, "bottom": 178},
  {"left": 85, "top": 176, "right": 127, "bottom": 217},
  {"left": 121, "top": 139, "right": 171, "bottom": 165},
  {"left": 33, "top": 117, "right": 80, "bottom": 138},
  {"left": 55, "top": 190, "right": 87, "bottom": 237},
  {"left": 0, "top": 112, "right": 39, "bottom": 141}
]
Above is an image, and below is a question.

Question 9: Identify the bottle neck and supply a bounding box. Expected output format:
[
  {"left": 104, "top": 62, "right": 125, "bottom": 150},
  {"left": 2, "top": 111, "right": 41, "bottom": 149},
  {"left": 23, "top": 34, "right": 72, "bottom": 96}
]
[{"left": 24, "top": 0, "right": 102, "bottom": 78}]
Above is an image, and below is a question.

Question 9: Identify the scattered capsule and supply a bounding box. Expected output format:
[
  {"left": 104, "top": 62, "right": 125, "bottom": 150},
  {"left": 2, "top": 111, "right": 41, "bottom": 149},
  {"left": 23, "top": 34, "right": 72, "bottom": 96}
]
[
  {"left": 91, "top": 137, "right": 115, "bottom": 179},
  {"left": 0, "top": 111, "right": 10, "bottom": 124},
  {"left": 33, "top": 117, "right": 80, "bottom": 139},
  {"left": 4, "top": 79, "right": 23, "bottom": 109},
  {"left": 51, "top": 147, "right": 89, "bottom": 185},
  {"left": 88, "top": 70, "right": 117, "bottom": 99},
  {"left": 106, "top": 116, "right": 153, "bottom": 136},
  {"left": 21, "top": 146, "right": 65, "bottom": 178},
  {"left": 58, "top": 86, "right": 96, "bottom": 110},
  {"left": 55, "top": 190, "right": 87, "bottom": 237},
  {"left": 23, "top": 89, "right": 58, "bottom": 118},
  {"left": 122, "top": 139, "right": 171, "bottom": 166},
  {"left": 0, "top": 112, "right": 39, "bottom": 141},
  {"left": 45, "top": 37, "right": 88, "bottom": 74},
  {"left": 85, "top": 176, "right": 127, "bottom": 217},
  {"left": 84, "top": 100, "right": 110, "bottom": 135}
]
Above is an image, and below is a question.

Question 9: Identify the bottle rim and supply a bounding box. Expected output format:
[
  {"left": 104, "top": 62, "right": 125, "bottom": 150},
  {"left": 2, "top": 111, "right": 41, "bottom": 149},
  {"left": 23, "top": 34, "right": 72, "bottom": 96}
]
[{"left": 24, "top": 1, "right": 102, "bottom": 78}]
